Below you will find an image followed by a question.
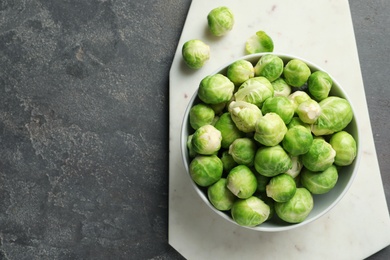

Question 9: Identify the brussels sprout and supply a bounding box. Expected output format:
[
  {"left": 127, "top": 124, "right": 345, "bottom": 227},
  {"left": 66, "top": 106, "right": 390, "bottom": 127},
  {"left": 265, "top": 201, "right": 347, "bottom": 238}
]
[
  {"left": 186, "top": 134, "right": 198, "bottom": 158},
  {"left": 285, "top": 156, "right": 303, "bottom": 179},
  {"left": 182, "top": 39, "right": 210, "bottom": 69},
  {"left": 254, "top": 113, "right": 287, "bottom": 147},
  {"left": 261, "top": 96, "right": 295, "bottom": 124},
  {"left": 234, "top": 77, "right": 274, "bottom": 108},
  {"left": 189, "top": 155, "right": 223, "bottom": 187},
  {"left": 283, "top": 59, "right": 311, "bottom": 87},
  {"left": 255, "top": 173, "right": 271, "bottom": 193},
  {"left": 311, "top": 96, "right": 353, "bottom": 136},
  {"left": 296, "top": 99, "right": 322, "bottom": 124},
  {"left": 189, "top": 103, "right": 215, "bottom": 130},
  {"left": 198, "top": 74, "right": 235, "bottom": 105},
  {"left": 329, "top": 131, "right": 357, "bottom": 166},
  {"left": 254, "top": 54, "right": 284, "bottom": 82},
  {"left": 191, "top": 125, "right": 222, "bottom": 155},
  {"left": 272, "top": 78, "right": 292, "bottom": 97},
  {"left": 207, "top": 6, "right": 235, "bottom": 36},
  {"left": 208, "top": 178, "right": 236, "bottom": 210},
  {"left": 228, "top": 137, "right": 257, "bottom": 166},
  {"left": 288, "top": 90, "right": 312, "bottom": 112},
  {"left": 301, "top": 138, "right": 336, "bottom": 172},
  {"left": 226, "top": 165, "right": 258, "bottom": 199},
  {"left": 228, "top": 101, "right": 263, "bottom": 133},
  {"left": 245, "top": 31, "right": 274, "bottom": 54},
  {"left": 254, "top": 145, "right": 292, "bottom": 177},
  {"left": 231, "top": 196, "right": 270, "bottom": 227},
  {"left": 308, "top": 71, "right": 332, "bottom": 101},
  {"left": 282, "top": 125, "right": 314, "bottom": 156},
  {"left": 227, "top": 59, "right": 254, "bottom": 86},
  {"left": 214, "top": 112, "right": 245, "bottom": 149},
  {"left": 287, "top": 116, "right": 311, "bottom": 131},
  {"left": 274, "top": 187, "right": 313, "bottom": 223},
  {"left": 220, "top": 150, "right": 238, "bottom": 173},
  {"left": 300, "top": 165, "right": 338, "bottom": 194},
  {"left": 266, "top": 174, "right": 297, "bottom": 202}
]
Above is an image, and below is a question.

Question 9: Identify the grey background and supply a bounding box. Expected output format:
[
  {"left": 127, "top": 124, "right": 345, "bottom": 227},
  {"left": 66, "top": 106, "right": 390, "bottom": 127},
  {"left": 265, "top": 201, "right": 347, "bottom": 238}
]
[{"left": 0, "top": 0, "right": 388, "bottom": 259}]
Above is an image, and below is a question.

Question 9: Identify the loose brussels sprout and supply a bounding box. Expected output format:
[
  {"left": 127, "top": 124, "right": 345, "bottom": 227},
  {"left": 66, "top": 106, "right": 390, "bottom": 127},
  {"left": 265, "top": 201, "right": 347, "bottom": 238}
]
[
  {"left": 287, "top": 116, "right": 311, "bottom": 131},
  {"left": 231, "top": 196, "right": 270, "bottom": 227},
  {"left": 283, "top": 59, "right": 311, "bottom": 87},
  {"left": 288, "top": 90, "right": 312, "bottom": 112},
  {"left": 245, "top": 31, "right": 274, "bottom": 54},
  {"left": 189, "top": 103, "right": 215, "bottom": 130},
  {"left": 220, "top": 150, "right": 238, "bottom": 173},
  {"left": 301, "top": 165, "right": 338, "bottom": 194},
  {"left": 254, "top": 113, "right": 287, "bottom": 147},
  {"left": 254, "top": 54, "right": 284, "bottom": 82},
  {"left": 282, "top": 125, "right": 314, "bottom": 156},
  {"left": 254, "top": 145, "right": 292, "bottom": 177},
  {"left": 207, "top": 6, "right": 235, "bottom": 36},
  {"left": 308, "top": 71, "right": 332, "bottom": 101},
  {"left": 271, "top": 78, "right": 292, "bottom": 97},
  {"left": 266, "top": 173, "right": 297, "bottom": 203},
  {"left": 182, "top": 39, "right": 210, "bottom": 69},
  {"left": 234, "top": 77, "right": 274, "bottom": 108},
  {"left": 191, "top": 125, "right": 222, "bottom": 155},
  {"left": 227, "top": 59, "right": 254, "bottom": 86},
  {"left": 302, "top": 138, "right": 336, "bottom": 172},
  {"left": 186, "top": 134, "right": 198, "bottom": 158},
  {"left": 255, "top": 173, "right": 271, "bottom": 193},
  {"left": 198, "top": 74, "right": 235, "bottom": 105},
  {"left": 190, "top": 155, "right": 223, "bottom": 187},
  {"left": 261, "top": 96, "right": 295, "bottom": 124},
  {"left": 311, "top": 96, "right": 353, "bottom": 136},
  {"left": 228, "top": 137, "right": 257, "bottom": 166},
  {"left": 296, "top": 99, "right": 322, "bottom": 124},
  {"left": 285, "top": 156, "right": 303, "bottom": 179},
  {"left": 228, "top": 101, "right": 263, "bottom": 133},
  {"left": 208, "top": 178, "right": 236, "bottom": 210},
  {"left": 329, "top": 131, "right": 357, "bottom": 166},
  {"left": 226, "top": 165, "right": 258, "bottom": 199},
  {"left": 274, "top": 187, "right": 313, "bottom": 223},
  {"left": 214, "top": 112, "right": 245, "bottom": 149}
]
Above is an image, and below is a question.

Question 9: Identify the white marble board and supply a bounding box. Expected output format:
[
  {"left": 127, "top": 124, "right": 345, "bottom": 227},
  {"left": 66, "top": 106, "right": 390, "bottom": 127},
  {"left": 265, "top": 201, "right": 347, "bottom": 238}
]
[{"left": 169, "top": 0, "right": 390, "bottom": 259}]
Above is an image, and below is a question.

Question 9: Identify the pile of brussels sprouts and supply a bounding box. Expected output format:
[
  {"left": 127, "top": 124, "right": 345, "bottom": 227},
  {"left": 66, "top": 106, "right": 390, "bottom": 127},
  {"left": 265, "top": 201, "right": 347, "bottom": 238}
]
[{"left": 185, "top": 54, "right": 357, "bottom": 227}]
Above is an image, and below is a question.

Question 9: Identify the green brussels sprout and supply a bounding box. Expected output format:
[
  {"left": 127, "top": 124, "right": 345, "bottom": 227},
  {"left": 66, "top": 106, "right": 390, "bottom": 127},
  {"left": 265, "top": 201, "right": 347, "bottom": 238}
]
[
  {"left": 207, "top": 6, "right": 235, "bottom": 36},
  {"left": 186, "top": 134, "right": 198, "bottom": 158},
  {"left": 300, "top": 165, "right": 338, "bottom": 194},
  {"left": 283, "top": 59, "right": 311, "bottom": 87},
  {"left": 271, "top": 78, "right": 292, "bottom": 97},
  {"left": 214, "top": 112, "right": 245, "bottom": 149},
  {"left": 208, "top": 178, "right": 236, "bottom": 210},
  {"left": 266, "top": 173, "right": 297, "bottom": 202},
  {"left": 191, "top": 125, "right": 222, "bottom": 155},
  {"left": 308, "top": 71, "right": 332, "bottom": 101},
  {"left": 282, "top": 125, "right": 314, "bottom": 156},
  {"left": 220, "top": 150, "right": 238, "bottom": 173},
  {"left": 301, "top": 138, "right": 336, "bottom": 172},
  {"left": 245, "top": 31, "right": 274, "bottom": 54},
  {"left": 228, "top": 101, "right": 263, "bottom": 133},
  {"left": 274, "top": 187, "right": 313, "bottom": 223},
  {"left": 227, "top": 59, "right": 254, "bottom": 86},
  {"left": 288, "top": 90, "right": 312, "bottom": 112},
  {"left": 254, "top": 145, "right": 292, "bottom": 177},
  {"left": 231, "top": 196, "right": 270, "bottom": 227},
  {"left": 226, "top": 165, "right": 258, "bottom": 199},
  {"left": 189, "top": 155, "right": 223, "bottom": 187},
  {"left": 198, "top": 74, "right": 235, "bottom": 105},
  {"left": 311, "top": 96, "right": 353, "bottom": 136},
  {"left": 329, "top": 131, "right": 357, "bottom": 166},
  {"left": 284, "top": 156, "right": 303, "bottom": 179},
  {"left": 296, "top": 99, "right": 322, "bottom": 124},
  {"left": 189, "top": 103, "right": 215, "bottom": 130},
  {"left": 261, "top": 96, "right": 295, "bottom": 124},
  {"left": 182, "top": 39, "right": 210, "bottom": 69},
  {"left": 287, "top": 116, "right": 311, "bottom": 131},
  {"left": 254, "top": 113, "right": 287, "bottom": 146},
  {"left": 254, "top": 54, "right": 284, "bottom": 82},
  {"left": 228, "top": 137, "right": 257, "bottom": 166},
  {"left": 255, "top": 173, "right": 271, "bottom": 193},
  {"left": 234, "top": 77, "right": 274, "bottom": 108}
]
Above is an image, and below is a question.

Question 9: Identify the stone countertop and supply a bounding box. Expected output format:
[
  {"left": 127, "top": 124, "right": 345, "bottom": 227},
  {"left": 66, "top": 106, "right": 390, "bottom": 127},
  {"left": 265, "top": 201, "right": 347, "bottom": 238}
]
[{"left": 0, "top": 0, "right": 388, "bottom": 259}]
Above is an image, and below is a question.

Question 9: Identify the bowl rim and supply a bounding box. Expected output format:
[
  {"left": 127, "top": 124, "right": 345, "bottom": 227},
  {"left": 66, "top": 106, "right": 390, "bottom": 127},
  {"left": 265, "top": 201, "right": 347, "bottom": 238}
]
[{"left": 180, "top": 52, "right": 362, "bottom": 232}]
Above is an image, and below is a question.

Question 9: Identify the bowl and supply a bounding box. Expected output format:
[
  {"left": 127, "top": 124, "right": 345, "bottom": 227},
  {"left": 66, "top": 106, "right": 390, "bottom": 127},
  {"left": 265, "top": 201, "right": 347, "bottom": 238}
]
[{"left": 180, "top": 53, "right": 361, "bottom": 232}]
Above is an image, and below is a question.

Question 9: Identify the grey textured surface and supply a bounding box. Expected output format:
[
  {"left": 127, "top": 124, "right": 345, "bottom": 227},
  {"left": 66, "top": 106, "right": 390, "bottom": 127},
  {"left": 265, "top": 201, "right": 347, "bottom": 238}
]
[{"left": 0, "top": 0, "right": 388, "bottom": 259}]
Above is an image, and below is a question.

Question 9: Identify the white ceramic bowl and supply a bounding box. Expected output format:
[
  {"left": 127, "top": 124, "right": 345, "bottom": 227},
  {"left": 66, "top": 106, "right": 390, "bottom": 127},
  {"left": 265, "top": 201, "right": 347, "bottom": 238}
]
[{"left": 181, "top": 53, "right": 361, "bottom": 232}]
